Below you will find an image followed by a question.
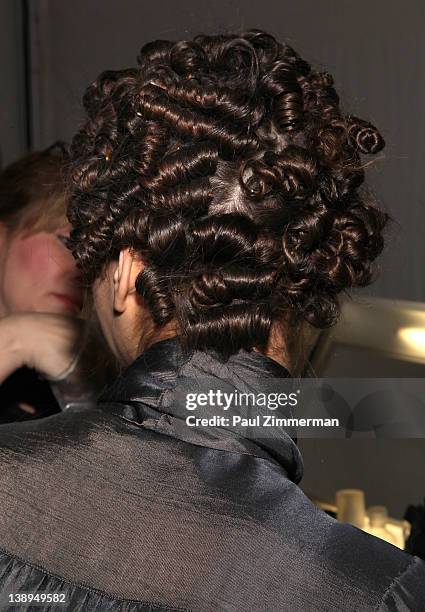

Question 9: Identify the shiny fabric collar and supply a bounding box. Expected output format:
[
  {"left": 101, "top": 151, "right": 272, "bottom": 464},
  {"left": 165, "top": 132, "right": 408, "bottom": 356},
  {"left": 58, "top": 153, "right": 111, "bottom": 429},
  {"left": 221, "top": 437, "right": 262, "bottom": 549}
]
[{"left": 98, "top": 336, "right": 304, "bottom": 483}]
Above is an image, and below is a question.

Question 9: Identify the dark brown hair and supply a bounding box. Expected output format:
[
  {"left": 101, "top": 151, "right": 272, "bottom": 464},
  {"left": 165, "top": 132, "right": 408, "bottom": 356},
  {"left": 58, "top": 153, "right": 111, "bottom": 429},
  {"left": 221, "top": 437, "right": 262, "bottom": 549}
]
[
  {"left": 0, "top": 142, "right": 70, "bottom": 235},
  {"left": 68, "top": 29, "right": 388, "bottom": 362}
]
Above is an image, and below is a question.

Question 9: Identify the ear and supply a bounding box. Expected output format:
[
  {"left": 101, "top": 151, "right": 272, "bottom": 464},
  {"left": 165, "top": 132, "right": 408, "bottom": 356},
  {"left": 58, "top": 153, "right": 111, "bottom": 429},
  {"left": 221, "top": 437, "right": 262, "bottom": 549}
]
[{"left": 113, "top": 249, "right": 144, "bottom": 314}]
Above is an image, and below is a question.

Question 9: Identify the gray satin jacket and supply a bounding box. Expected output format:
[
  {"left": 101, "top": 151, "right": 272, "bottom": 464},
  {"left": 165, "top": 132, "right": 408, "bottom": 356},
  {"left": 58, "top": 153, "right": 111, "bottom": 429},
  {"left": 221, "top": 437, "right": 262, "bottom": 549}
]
[{"left": 0, "top": 336, "right": 424, "bottom": 611}]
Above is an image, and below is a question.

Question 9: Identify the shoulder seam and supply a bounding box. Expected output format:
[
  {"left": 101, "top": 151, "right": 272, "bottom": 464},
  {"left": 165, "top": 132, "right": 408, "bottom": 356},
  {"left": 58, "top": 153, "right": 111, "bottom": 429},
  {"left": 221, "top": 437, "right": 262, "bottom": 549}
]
[{"left": 374, "top": 556, "right": 416, "bottom": 612}]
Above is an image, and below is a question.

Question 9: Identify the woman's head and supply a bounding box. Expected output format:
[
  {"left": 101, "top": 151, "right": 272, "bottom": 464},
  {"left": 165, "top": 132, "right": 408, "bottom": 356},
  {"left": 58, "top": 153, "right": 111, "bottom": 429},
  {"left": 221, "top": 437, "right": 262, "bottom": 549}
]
[
  {"left": 0, "top": 143, "right": 83, "bottom": 316},
  {"left": 68, "top": 29, "right": 388, "bottom": 365}
]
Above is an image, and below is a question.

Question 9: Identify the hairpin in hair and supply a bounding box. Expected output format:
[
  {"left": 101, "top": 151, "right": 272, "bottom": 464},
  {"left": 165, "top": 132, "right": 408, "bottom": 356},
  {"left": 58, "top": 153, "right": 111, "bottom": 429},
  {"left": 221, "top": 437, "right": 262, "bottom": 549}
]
[{"left": 99, "top": 148, "right": 112, "bottom": 162}]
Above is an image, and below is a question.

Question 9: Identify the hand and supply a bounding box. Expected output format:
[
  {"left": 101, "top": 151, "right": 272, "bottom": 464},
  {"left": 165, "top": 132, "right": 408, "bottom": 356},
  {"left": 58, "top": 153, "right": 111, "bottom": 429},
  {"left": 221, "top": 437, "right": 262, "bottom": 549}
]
[{"left": 0, "top": 313, "right": 85, "bottom": 384}]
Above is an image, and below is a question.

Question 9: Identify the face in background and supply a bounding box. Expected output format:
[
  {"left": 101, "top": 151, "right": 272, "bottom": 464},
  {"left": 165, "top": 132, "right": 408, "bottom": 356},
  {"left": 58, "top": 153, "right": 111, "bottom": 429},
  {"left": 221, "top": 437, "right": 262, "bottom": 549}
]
[{"left": 0, "top": 221, "right": 83, "bottom": 317}]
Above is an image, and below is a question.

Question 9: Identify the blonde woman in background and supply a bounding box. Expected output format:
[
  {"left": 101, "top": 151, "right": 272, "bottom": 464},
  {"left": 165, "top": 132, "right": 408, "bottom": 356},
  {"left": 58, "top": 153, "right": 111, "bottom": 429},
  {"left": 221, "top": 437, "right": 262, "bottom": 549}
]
[{"left": 0, "top": 143, "right": 106, "bottom": 422}]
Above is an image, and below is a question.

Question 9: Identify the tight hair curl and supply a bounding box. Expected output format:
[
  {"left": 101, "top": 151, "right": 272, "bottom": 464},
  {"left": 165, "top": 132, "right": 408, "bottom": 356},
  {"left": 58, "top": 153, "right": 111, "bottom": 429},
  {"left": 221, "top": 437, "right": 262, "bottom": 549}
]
[{"left": 68, "top": 29, "right": 389, "bottom": 362}]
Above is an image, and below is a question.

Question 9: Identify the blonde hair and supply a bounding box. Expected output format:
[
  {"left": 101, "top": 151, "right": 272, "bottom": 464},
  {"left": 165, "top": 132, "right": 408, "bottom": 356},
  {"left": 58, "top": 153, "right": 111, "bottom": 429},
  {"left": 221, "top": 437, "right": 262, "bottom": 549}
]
[{"left": 0, "top": 142, "right": 69, "bottom": 236}]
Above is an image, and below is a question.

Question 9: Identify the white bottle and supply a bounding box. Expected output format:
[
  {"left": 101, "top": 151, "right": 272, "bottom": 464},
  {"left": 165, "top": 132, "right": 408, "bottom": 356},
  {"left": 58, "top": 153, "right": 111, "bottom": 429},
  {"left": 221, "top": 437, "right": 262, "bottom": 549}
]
[
  {"left": 363, "top": 506, "right": 399, "bottom": 547},
  {"left": 336, "top": 489, "right": 366, "bottom": 529}
]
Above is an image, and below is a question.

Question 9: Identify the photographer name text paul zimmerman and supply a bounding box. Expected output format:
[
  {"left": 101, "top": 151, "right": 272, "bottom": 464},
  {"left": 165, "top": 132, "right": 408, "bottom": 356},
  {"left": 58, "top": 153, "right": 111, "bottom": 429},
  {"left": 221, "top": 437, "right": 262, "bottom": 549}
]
[
  {"left": 186, "top": 415, "right": 340, "bottom": 428},
  {"left": 184, "top": 390, "right": 339, "bottom": 428}
]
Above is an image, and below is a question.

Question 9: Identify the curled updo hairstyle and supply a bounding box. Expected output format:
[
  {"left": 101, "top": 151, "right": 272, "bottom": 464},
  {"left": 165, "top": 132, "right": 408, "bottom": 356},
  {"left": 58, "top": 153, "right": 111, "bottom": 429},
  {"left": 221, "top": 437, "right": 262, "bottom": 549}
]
[{"left": 68, "top": 29, "right": 388, "bottom": 362}]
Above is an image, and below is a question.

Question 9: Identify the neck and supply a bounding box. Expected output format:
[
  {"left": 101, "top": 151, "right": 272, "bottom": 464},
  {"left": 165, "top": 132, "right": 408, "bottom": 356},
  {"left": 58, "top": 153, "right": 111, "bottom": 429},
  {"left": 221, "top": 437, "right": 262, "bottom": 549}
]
[
  {"left": 135, "top": 317, "right": 292, "bottom": 373},
  {"left": 253, "top": 320, "right": 292, "bottom": 373},
  {"left": 137, "top": 321, "right": 181, "bottom": 357}
]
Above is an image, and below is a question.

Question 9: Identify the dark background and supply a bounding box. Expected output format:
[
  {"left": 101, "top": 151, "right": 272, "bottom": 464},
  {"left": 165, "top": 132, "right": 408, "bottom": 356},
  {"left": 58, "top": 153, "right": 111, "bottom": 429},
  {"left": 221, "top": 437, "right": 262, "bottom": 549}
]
[{"left": 1, "top": 0, "right": 425, "bottom": 518}]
